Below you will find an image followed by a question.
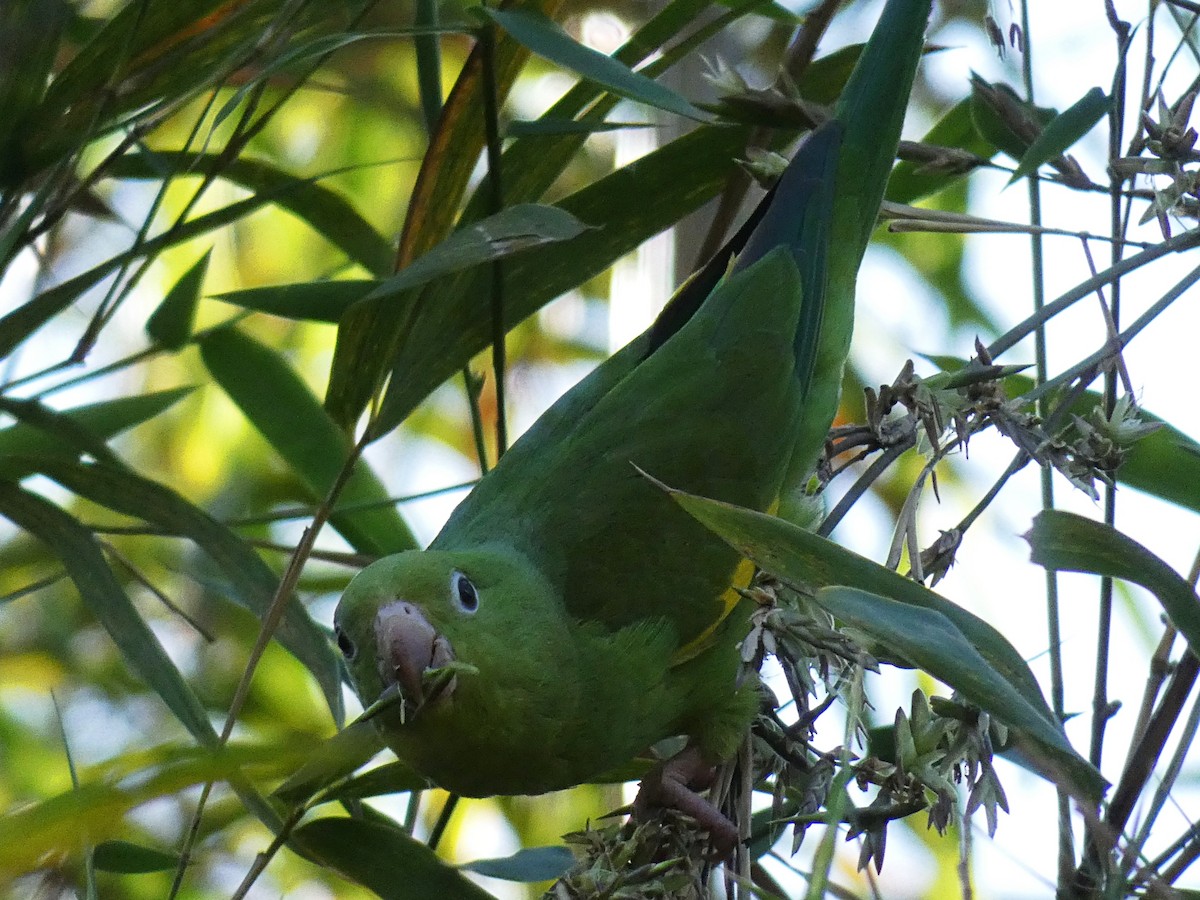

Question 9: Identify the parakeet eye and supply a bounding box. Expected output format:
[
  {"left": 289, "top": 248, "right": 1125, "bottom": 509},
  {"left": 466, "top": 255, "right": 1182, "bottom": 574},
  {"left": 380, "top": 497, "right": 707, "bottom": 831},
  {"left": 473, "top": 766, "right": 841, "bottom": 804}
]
[
  {"left": 451, "top": 571, "right": 479, "bottom": 614},
  {"left": 335, "top": 626, "right": 357, "bottom": 661}
]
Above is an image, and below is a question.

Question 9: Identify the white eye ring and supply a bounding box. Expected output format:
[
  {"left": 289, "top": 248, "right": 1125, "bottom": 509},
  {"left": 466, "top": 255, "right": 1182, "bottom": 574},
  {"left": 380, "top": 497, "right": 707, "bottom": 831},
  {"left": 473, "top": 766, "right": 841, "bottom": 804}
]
[{"left": 451, "top": 570, "right": 479, "bottom": 614}]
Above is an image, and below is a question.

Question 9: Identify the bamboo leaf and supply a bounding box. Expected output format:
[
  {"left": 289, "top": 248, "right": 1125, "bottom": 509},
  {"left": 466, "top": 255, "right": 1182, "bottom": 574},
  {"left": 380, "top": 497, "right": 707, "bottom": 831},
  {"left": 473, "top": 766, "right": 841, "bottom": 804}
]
[
  {"left": 1009, "top": 87, "right": 1108, "bottom": 184},
  {"left": 481, "top": 7, "right": 706, "bottom": 121},
  {"left": 200, "top": 326, "right": 418, "bottom": 555},
  {"left": 216, "top": 280, "right": 376, "bottom": 323},
  {"left": 0, "top": 388, "right": 192, "bottom": 480},
  {"left": 461, "top": 846, "right": 574, "bottom": 882},
  {"left": 0, "top": 742, "right": 306, "bottom": 876},
  {"left": 815, "top": 585, "right": 1102, "bottom": 803},
  {"left": 363, "top": 203, "right": 590, "bottom": 305},
  {"left": 110, "top": 151, "right": 394, "bottom": 276},
  {"left": 1027, "top": 510, "right": 1200, "bottom": 655},
  {"left": 295, "top": 817, "right": 496, "bottom": 899},
  {"left": 146, "top": 248, "right": 209, "bottom": 348},
  {"left": 92, "top": 840, "right": 180, "bottom": 874},
  {"left": 0, "top": 482, "right": 216, "bottom": 746},
  {"left": 36, "top": 458, "right": 344, "bottom": 719},
  {"left": 272, "top": 720, "right": 386, "bottom": 806},
  {"left": 659, "top": 483, "right": 1107, "bottom": 803}
]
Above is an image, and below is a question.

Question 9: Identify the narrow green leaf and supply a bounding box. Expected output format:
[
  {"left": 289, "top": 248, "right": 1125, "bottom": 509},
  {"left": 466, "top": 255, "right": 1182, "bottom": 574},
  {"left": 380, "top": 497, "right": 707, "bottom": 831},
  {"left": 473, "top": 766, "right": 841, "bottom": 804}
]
[
  {"left": 0, "top": 482, "right": 216, "bottom": 746},
  {"left": 216, "top": 280, "right": 376, "bottom": 323},
  {"left": 328, "top": 760, "right": 429, "bottom": 802},
  {"left": 795, "top": 43, "right": 864, "bottom": 106},
  {"left": 92, "top": 840, "right": 180, "bottom": 874},
  {"left": 272, "top": 720, "right": 386, "bottom": 805},
  {"left": 393, "top": 0, "right": 560, "bottom": 269},
  {"left": 146, "top": 248, "right": 209, "bottom": 348},
  {"left": 662, "top": 485, "right": 1105, "bottom": 802},
  {"left": 110, "top": 151, "right": 394, "bottom": 276},
  {"left": 506, "top": 118, "right": 655, "bottom": 136},
  {"left": 0, "top": 395, "right": 124, "bottom": 472},
  {"left": 200, "top": 326, "right": 418, "bottom": 555},
  {"left": 1027, "top": 510, "right": 1200, "bottom": 654},
  {"left": 294, "top": 817, "right": 495, "bottom": 899},
  {"left": 461, "top": 846, "right": 574, "bottom": 882},
  {"left": 661, "top": 486, "right": 1054, "bottom": 720},
  {"left": 1009, "top": 87, "right": 1108, "bottom": 184},
  {"left": 0, "top": 388, "right": 191, "bottom": 479},
  {"left": 36, "top": 458, "right": 343, "bottom": 718},
  {"left": 815, "top": 585, "right": 1103, "bottom": 803},
  {"left": 363, "top": 203, "right": 591, "bottom": 305},
  {"left": 481, "top": 7, "right": 707, "bottom": 121}
]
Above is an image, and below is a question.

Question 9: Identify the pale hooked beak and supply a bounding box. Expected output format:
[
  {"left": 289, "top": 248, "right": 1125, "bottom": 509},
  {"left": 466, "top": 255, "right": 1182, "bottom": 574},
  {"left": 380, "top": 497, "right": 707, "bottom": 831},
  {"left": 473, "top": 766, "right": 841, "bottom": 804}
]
[{"left": 374, "top": 601, "right": 457, "bottom": 708}]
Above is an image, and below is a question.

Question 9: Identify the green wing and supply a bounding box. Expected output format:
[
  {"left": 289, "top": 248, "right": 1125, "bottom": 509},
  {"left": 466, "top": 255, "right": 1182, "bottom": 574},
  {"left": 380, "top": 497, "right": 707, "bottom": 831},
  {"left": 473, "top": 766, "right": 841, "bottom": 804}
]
[{"left": 434, "top": 127, "right": 841, "bottom": 643}]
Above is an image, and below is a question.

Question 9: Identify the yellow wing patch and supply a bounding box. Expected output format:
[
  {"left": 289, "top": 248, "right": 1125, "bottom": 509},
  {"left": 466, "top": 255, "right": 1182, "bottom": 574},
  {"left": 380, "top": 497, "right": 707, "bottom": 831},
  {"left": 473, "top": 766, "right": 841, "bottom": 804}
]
[{"left": 670, "top": 554, "right": 757, "bottom": 666}]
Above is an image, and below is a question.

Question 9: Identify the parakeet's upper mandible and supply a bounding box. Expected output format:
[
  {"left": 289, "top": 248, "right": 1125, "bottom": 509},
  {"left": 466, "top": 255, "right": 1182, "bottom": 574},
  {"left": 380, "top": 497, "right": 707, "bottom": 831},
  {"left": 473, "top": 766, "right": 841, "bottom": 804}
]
[{"left": 335, "top": 0, "right": 931, "bottom": 817}]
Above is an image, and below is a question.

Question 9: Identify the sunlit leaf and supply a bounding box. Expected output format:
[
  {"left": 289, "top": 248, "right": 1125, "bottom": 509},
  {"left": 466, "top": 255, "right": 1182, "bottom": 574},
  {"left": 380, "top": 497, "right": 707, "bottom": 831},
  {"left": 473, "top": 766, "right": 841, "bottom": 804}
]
[
  {"left": 146, "top": 248, "right": 209, "bottom": 348},
  {"left": 0, "top": 742, "right": 305, "bottom": 875},
  {"left": 481, "top": 8, "right": 706, "bottom": 121},
  {"left": 200, "top": 325, "right": 418, "bottom": 555},
  {"left": 216, "top": 280, "right": 376, "bottom": 323}
]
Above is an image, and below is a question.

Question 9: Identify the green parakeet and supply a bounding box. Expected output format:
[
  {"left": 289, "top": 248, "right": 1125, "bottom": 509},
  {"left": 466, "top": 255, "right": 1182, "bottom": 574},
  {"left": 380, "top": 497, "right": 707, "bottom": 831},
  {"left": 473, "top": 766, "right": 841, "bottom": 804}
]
[{"left": 334, "top": 0, "right": 930, "bottom": 839}]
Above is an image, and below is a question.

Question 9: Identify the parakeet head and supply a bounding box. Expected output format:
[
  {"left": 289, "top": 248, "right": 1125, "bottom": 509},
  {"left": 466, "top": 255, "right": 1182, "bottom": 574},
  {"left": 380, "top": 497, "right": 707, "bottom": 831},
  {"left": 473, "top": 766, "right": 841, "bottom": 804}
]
[{"left": 333, "top": 547, "right": 572, "bottom": 722}]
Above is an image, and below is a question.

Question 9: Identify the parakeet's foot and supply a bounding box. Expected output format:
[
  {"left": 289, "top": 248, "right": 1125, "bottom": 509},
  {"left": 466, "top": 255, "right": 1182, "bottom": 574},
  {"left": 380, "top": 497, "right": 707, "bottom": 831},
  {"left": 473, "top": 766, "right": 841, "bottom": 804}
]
[{"left": 633, "top": 744, "right": 739, "bottom": 858}]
